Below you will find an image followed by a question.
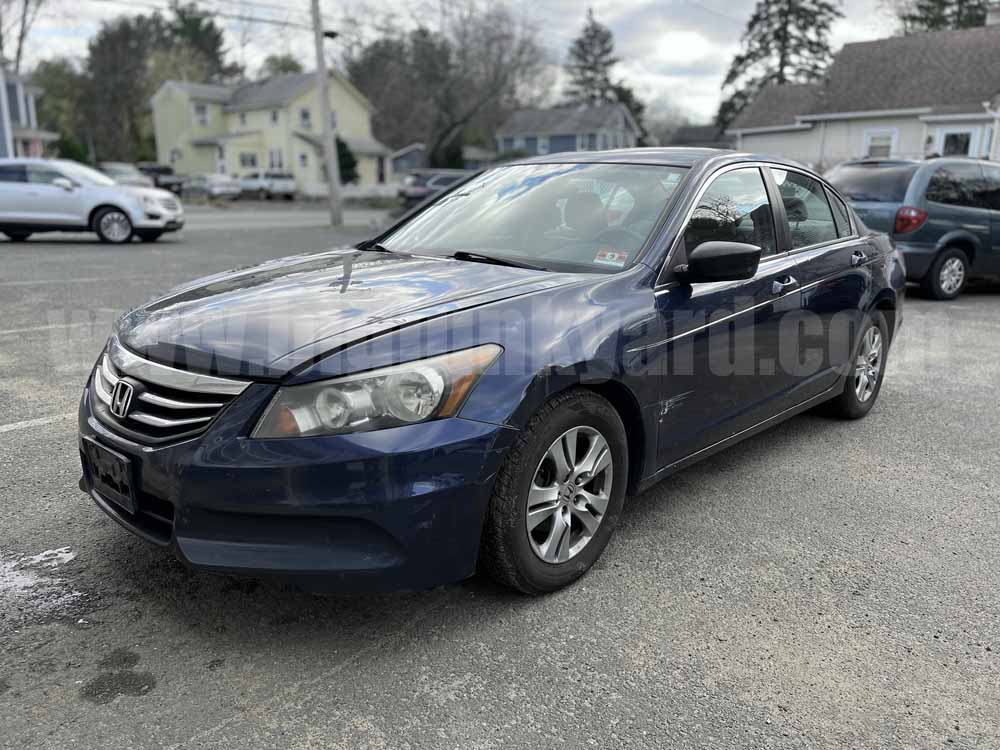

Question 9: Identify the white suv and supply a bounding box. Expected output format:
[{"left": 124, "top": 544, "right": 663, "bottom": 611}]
[
  {"left": 0, "top": 158, "right": 184, "bottom": 244},
  {"left": 239, "top": 171, "right": 297, "bottom": 200}
]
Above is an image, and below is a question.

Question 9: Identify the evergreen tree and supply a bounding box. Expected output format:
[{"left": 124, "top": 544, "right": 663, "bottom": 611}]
[
  {"left": 564, "top": 8, "right": 620, "bottom": 104},
  {"left": 896, "top": 0, "right": 988, "bottom": 33},
  {"left": 716, "top": 0, "right": 843, "bottom": 129},
  {"left": 336, "top": 137, "right": 358, "bottom": 184}
]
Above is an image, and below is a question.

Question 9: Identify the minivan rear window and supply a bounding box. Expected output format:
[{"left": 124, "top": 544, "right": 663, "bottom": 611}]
[{"left": 826, "top": 164, "right": 918, "bottom": 203}]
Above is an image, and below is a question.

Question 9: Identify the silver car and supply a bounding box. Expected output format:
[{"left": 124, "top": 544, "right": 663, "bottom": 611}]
[{"left": 0, "top": 158, "right": 184, "bottom": 243}]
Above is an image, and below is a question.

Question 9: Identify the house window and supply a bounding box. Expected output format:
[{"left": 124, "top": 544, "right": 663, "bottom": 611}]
[
  {"left": 239, "top": 152, "right": 258, "bottom": 168},
  {"left": 169, "top": 148, "right": 182, "bottom": 164},
  {"left": 537, "top": 136, "right": 549, "bottom": 155},
  {"left": 270, "top": 110, "right": 279, "bottom": 124},
  {"left": 863, "top": 129, "right": 897, "bottom": 158},
  {"left": 239, "top": 112, "right": 247, "bottom": 127},
  {"left": 299, "top": 152, "right": 308, "bottom": 168},
  {"left": 300, "top": 108, "right": 312, "bottom": 129},
  {"left": 935, "top": 127, "right": 979, "bottom": 157},
  {"left": 269, "top": 148, "right": 284, "bottom": 169},
  {"left": 194, "top": 103, "right": 209, "bottom": 126}
]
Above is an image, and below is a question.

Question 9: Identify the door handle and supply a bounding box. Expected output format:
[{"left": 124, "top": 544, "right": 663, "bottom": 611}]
[
  {"left": 772, "top": 275, "right": 798, "bottom": 295},
  {"left": 851, "top": 250, "right": 868, "bottom": 267}
]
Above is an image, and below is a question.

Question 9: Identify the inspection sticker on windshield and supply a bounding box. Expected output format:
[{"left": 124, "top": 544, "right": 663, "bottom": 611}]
[{"left": 594, "top": 249, "right": 628, "bottom": 267}]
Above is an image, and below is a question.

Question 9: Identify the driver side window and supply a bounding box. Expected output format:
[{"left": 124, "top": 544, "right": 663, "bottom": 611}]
[{"left": 683, "top": 168, "right": 776, "bottom": 257}]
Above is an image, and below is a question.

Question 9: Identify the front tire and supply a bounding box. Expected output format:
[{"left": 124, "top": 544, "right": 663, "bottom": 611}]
[
  {"left": 922, "top": 247, "right": 969, "bottom": 300},
  {"left": 825, "top": 311, "right": 889, "bottom": 420},
  {"left": 93, "top": 207, "right": 133, "bottom": 244},
  {"left": 480, "top": 389, "right": 628, "bottom": 594}
]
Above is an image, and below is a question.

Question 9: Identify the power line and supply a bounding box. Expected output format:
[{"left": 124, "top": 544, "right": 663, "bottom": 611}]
[{"left": 88, "top": 0, "right": 315, "bottom": 31}]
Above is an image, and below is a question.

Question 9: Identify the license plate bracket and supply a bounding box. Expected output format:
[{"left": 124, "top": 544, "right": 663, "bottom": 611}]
[{"left": 82, "top": 437, "right": 136, "bottom": 514}]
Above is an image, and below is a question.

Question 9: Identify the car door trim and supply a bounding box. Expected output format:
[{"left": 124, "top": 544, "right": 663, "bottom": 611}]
[{"left": 636, "top": 269, "right": 854, "bottom": 353}]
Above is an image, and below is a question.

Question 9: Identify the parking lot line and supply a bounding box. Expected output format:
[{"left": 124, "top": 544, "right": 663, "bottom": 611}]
[
  {"left": 0, "top": 413, "right": 75, "bottom": 434},
  {"left": 0, "top": 321, "right": 97, "bottom": 337}
]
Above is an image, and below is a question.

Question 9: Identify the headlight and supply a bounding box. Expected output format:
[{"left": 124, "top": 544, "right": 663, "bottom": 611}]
[
  {"left": 141, "top": 195, "right": 158, "bottom": 209},
  {"left": 252, "top": 344, "right": 502, "bottom": 438}
]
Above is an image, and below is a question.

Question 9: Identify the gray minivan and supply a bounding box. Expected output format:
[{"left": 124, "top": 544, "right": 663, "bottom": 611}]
[{"left": 827, "top": 158, "right": 1000, "bottom": 299}]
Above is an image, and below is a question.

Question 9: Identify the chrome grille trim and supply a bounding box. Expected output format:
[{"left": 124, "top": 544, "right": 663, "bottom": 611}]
[
  {"left": 109, "top": 337, "right": 249, "bottom": 396},
  {"left": 128, "top": 411, "right": 213, "bottom": 428},
  {"left": 137, "top": 391, "right": 226, "bottom": 410}
]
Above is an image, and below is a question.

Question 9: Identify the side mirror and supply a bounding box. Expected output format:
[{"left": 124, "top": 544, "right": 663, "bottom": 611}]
[
  {"left": 675, "top": 241, "right": 762, "bottom": 284},
  {"left": 52, "top": 177, "right": 74, "bottom": 191}
]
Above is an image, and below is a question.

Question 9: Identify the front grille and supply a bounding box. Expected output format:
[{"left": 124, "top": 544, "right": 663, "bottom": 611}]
[
  {"left": 161, "top": 197, "right": 181, "bottom": 212},
  {"left": 91, "top": 338, "right": 250, "bottom": 445}
]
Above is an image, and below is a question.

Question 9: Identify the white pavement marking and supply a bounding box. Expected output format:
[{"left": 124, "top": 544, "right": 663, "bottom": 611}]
[
  {"left": 0, "top": 321, "right": 96, "bottom": 336},
  {"left": 0, "top": 413, "right": 76, "bottom": 434},
  {"left": 0, "top": 276, "right": 155, "bottom": 287}
]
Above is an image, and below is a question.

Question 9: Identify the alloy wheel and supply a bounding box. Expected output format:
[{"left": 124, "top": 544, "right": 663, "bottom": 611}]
[
  {"left": 99, "top": 211, "right": 132, "bottom": 243},
  {"left": 854, "top": 326, "right": 883, "bottom": 403},
  {"left": 939, "top": 256, "right": 966, "bottom": 296},
  {"left": 526, "top": 426, "right": 613, "bottom": 564}
]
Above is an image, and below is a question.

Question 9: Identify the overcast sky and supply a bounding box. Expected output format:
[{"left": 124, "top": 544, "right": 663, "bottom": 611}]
[{"left": 28, "top": 0, "right": 898, "bottom": 123}]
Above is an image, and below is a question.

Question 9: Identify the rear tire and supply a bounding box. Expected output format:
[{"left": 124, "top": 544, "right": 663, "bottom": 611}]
[
  {"left": 824, "top": 311, "right": 889, "bottom": 420},
  {"left": 3, "top": 231, "right": 31, "bottom": 242},
  {"left": 93, "top": 207, "right": 133, "bottom": 244},
  {"left": 922, "top": 247, "right": 968, "bottom": 300},
  {"left": 480, "top": 389, "right": 628, "bottom": 595}
]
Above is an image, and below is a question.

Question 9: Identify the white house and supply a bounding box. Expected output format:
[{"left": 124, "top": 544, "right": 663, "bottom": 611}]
[{"left": 727, "top": 8, "right": 1000, "bottom": 170}]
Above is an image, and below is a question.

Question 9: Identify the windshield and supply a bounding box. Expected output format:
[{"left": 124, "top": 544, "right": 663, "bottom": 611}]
[
  {"left": 826, "top": 164, "right": 918, "bottom": 203},
  {"left": 55, "top": 160, "right": 117, "bottom": 187},
  {"left": 381, "top": 162, "right": 688, "bottom": 272}
]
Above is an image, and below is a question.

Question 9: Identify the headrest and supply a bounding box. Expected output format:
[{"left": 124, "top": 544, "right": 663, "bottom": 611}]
[
  {"left": 564, "top": 192, "right": 606, "bottom": 234},
  {"left": 784, "top": 196, "right": 808, "bottom": 223}
]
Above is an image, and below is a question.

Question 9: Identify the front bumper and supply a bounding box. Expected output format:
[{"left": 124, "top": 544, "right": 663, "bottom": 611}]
[
  {"left": 135, "top": 211, "right": 184, "bottom": 232},
  {"left": 78, "top": 380, "right": 510, "bottom": 591}
]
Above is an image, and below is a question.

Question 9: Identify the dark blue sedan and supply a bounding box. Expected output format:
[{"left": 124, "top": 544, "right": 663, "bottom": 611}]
[{"left": 78, "top": 148, "right": 905, "bottom": 594}]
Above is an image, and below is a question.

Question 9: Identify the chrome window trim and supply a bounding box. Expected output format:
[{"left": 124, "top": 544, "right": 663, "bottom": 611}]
[
  {"left": 109, "top": 337, "right": 251, "bottom": 396},
  {"left": 654, "top": 161, "right": 861, "bottom": 291}
]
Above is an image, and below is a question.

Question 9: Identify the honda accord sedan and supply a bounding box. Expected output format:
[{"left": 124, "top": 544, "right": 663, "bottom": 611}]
[{"left": 78, "top": 149, "right": 905, "bottom": 594}]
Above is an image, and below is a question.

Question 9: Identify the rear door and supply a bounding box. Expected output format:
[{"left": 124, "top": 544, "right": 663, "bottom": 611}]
[
  {"left": 923, "top": 162, "right": 993, "bottom": 273},
  {"left": 770, "top": 167, "right": 869, "bottom": 398},
  {"left": 0, "top": 163, "right": 28, "bottom": 222},
  {"left": 651, "top": 166, "right": 804, "bottom": 469}
]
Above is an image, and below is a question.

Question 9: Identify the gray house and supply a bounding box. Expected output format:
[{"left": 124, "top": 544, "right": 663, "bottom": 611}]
[
  {"left": 0, "top": 63, "right": 57, "bottom": 158},
  {"left": 496, "top": 103, "right": 641, "bottom": 157},
  {"left": 727, "top": 12, "right": 1000, "bottom": 169}
]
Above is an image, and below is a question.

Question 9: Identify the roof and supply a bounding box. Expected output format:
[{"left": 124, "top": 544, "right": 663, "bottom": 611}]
[
  {"left": 167, "top": 81, "right": 234, "bottom": 102},
  {"left": 511, "top": 146, "right": 736, "bottom": 168},
  {"left": 668, "top": 124, "right": 736, "bottom": 147},
  {"left": 293, "top": 131, "right": 390, "bottom": 156},
  {"left": 497, "top": 103, "right": 639, "bottom": 137},
  {"left": 814, "top": 25, "right": 1000, "bottom": 114},
  {"left": 732, "top": 84, "right": 821, "bottom": 130},
  {"left": 224, "top": 73, "right": 314, "bottom": 112}
]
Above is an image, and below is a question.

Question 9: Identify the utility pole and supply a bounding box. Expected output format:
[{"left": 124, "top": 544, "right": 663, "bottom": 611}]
[{"left": 310, "top": 0, "right": 343, "bottom": 226}]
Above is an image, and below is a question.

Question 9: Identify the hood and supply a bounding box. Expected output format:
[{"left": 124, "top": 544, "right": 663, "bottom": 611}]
[
  {"left": 122, "top": 185, "right": 178, "bottom": 202},
  {"left": 116, "top": 249, "right": 580, "bottom": 379}
]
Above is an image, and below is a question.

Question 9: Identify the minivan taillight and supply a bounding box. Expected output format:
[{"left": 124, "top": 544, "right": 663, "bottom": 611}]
[{"left": 894, "top": 206, "right": 928, "bottom": 234}]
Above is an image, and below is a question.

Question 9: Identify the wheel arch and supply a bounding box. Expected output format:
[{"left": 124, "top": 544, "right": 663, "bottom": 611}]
[
  {"left": 936, "top": 230, "right": 979, "bottom": 268},
  {"left": 88, "top": 203, "right": 132, "bottom": 231}
]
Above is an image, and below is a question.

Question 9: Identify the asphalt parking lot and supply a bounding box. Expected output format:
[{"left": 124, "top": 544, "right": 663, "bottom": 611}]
[{"left": 2, "top": 214, "right": 999, "bottom": 749}]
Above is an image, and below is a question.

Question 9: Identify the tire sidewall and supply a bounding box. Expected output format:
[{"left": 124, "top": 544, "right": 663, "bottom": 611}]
[
  {"left": 927, "top": 247, "right": 969, "bottom": 300},
  {"left": 497, "top": 393, "right": 628, "bottom": 593},
  {"left": 94, "top": 208, "right": 133, "bottom": 244}
]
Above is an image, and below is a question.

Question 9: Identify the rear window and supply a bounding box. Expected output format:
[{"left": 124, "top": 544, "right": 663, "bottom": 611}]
[{"left": 826, "top": 164, "right": 918, "bottom": 203}]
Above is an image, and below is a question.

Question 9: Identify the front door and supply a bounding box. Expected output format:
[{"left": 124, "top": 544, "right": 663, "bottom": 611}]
[
  {"left": 647, "top": 166, "right": 805, "bottom": 469},
  {"left": 26, "top": 164, "right": 88, "bottom": 225}
]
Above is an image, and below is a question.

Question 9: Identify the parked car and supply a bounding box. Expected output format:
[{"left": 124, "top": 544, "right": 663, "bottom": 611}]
[
  {"left": 98, "top": 162, "right": 155, "bottom": 188},
  {"left": 398, "top": 169, "right": 472, "bottom": 209},
  {"left": 240, "top": 171, "right": 297, "bottom": 200},
  {"left": 78, "top": 149, "right": 904, "bottom": 594},
  {"left": 136, "top": 162, "right": 185, "bottom": 195},
  {"left": 827, "top": 157, "right": 1000, "bottom": 299},
  {"left": 184, "top": 173, "right": 242, "bottom": 200},
  {"left": 0, "top": 158, "right": 184, "bottom": 243}
]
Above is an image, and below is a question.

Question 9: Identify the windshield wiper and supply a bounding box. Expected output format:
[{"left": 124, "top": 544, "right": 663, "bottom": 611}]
[
  {"left": 356, "top": 240, "right": 393, "bottom": 252},
  {"left": 449, "top": 250, "right": 546, "bottom": 271}
]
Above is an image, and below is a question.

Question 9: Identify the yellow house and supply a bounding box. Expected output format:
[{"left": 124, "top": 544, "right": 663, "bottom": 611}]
[{"left": 150, "top": 71, "right": 391, "bottom": 194}]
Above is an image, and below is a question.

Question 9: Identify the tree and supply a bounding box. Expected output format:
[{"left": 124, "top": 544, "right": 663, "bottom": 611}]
[
  {"left": 167, "top": 2, "right": 242, "bottom": 81},
  {"left": 260, "top": 53, "right": 303, "bottom": 77},
  {"left": 717, "top": 0, "right": 843, "bottom": 130},
  {"left": 0, "top": 0, "right": 45, "bottom": 73},
  {"left": 346, "top": 1, "right": 543, "bottom": 166},
  {"left": 564, "top": 8, "right": 619, "bottom": 104},
  {"left": 890, "top": 0, "right": 988, "bottom": 32},
  {"left": 336, "top": 137, "right": 358, "bottom": 184}
]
